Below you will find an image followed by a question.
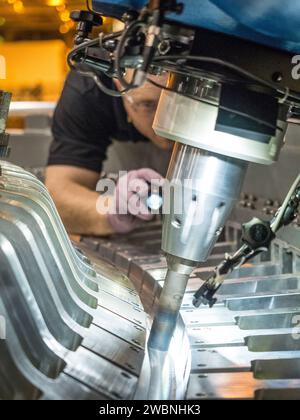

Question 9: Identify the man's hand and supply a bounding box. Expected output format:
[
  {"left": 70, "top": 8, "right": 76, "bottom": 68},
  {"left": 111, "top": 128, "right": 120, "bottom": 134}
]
[
  {"left": 45, "top": 165, "right": 163, "bottom": 237},
  {"left": 107, "top": 168, "right": 163, "bottom": 234}
]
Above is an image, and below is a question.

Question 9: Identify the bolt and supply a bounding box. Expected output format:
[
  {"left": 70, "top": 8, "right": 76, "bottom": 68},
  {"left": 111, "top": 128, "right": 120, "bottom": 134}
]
[
  {"left": 265, "top": 199, "right": 274, "bottom": 206},
  {"left": 158, "top": 39, "right": 171, "bottom": 55},
  {"left": 263, "top": 207, "right": 271, "bottom": 215},
  {"left": 249, "top": 194, "right": 257, "bottom": 202},
  {"left": 122, "top": 10, "right": 139, "bottom": 23},
  {"left": 247, "top": 202, "right": 255, "bottom": 210}
]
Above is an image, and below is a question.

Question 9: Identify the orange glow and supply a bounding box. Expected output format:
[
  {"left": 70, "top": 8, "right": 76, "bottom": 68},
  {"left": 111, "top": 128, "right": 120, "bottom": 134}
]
[
  {"left": 13, "top": 1, "right": 25, "bottom": 14},
  {"left": 47, "top": 0, "right": 64, "bottom": 6},
  {"left": 0, "top": 40, "right": 67, "bottom": 101},
  {"left": 59, "top": 10, "right": 70, "bottom": 22},
  {"left": 60, "top": 20, "right": 74, "bottom": 31},
  {"left": 56, "top": 4, "right": 66, "bottom": 12},
  {"left": 66, "top": 20, "right": 74, "bottom": 29},
  {"left": 59, "top": 23, "right": 69, "bottom": 34}
]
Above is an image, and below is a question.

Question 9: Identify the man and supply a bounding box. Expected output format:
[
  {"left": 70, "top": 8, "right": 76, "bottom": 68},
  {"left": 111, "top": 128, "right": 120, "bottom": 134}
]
[{"left": 45, "top": 70, "right": 172, "bottom": 236}]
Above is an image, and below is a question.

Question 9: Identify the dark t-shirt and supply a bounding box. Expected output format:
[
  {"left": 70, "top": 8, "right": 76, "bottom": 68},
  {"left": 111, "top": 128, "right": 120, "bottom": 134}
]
[{"left": 48, "top": 70, "right": 148, "bottom": 173}]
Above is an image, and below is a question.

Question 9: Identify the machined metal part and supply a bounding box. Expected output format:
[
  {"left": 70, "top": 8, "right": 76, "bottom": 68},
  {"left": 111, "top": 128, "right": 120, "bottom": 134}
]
[
  {"left": 148, "top": 255, "right": 194, "bottom": 351},
  {"left": 0, "top": 159, "right": 299, "bottom": 400},
  {"left": 153, "top": 73, "right": 288, "bottom": 165},
  {"left": 0, "top": 162, "right": 147, "bottom": 400},
  {"left": 80, "top": 197, "right": 300, "bottom": 400}
]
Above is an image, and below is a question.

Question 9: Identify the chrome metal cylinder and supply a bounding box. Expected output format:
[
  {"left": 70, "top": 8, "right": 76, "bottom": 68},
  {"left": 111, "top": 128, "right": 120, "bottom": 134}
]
[{"left": 162, "top": 143, "right": 248, "bottom": 263}]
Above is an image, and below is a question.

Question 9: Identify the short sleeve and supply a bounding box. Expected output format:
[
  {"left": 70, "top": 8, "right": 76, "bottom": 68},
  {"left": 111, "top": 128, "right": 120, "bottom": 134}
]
[{"left": 48, "top": 70, "right": 114, "bottom": 173}]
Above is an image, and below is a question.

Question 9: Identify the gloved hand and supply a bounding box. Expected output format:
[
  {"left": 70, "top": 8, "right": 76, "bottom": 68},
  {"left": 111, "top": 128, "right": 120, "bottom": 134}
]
[{"left": 107, "top": 168, "right": 163, "bottom": 234}]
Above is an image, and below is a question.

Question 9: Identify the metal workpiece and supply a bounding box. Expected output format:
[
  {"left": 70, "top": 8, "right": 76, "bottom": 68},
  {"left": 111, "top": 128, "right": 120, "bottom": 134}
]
[
  {"left": 144, "top": 258, "right": 192, "bottom": 399},
  {"left": 0, "top": 163, "right": 147, "bottom": 400},
  {"left": 148, "top": 255, "right": 194, "bottom": 351},
  {"left": 0, "top": 189, "right": 99, "bottom": 310},
  {"left": 82, "top": 206, "right": 300, "bottom": 399},
  {"left": 187, "top": 372, "right": 300, "bottom": 400},
  {"left": 0, "top": 162, "right": 299, "bottom": 400},
  {"left": 136, "top": 314, "right": 191, "bottom": 401},
  {"left": 0, "top": 164, "right": 99, "bottom": 291}
]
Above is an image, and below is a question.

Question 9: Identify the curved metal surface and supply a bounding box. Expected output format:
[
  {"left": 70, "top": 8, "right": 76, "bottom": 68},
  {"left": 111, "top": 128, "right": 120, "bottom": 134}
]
[
  {"left": 0, "top": 163, "right": 99, "bottom": 286},
  {"left": 0, "top": 161, "right": 299, "bottom": 400},
  {"left": 0, "top": 162, "right": 147, "bottom": 400},
  {"left": 81, "top": 203, "right": 300, "bottom": 400}
]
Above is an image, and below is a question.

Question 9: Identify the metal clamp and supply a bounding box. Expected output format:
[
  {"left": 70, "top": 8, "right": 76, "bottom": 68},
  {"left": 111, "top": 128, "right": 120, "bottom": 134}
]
[{"left": 193, "top": 174, "right": 300, "bottom": 308}]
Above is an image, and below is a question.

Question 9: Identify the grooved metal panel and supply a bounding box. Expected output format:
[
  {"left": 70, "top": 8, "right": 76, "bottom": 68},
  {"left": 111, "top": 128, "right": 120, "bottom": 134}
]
[
  {"left": 1, "top": 160, "right": 299, "bottom": 400},
  {"left": 83, "top": 207, "right": 300, "bottom": 400}
]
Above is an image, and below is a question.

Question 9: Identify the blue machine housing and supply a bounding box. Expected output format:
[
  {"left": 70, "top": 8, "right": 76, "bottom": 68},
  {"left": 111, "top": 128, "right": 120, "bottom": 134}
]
[{"left": 92, "top": 0, "right": 300, "bottom": 53}]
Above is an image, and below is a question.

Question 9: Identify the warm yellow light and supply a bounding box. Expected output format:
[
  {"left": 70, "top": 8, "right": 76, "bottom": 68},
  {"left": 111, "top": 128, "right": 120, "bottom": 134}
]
[
  {"left": 13, "top": 1, "right": 24, "bottom": 13},
  {"left": 0, "top": 40, "right": 67, "bottom": 101},
  {"left": 47, "top": 0, "right": 64, "bottom": 6},
  {"left": 59, "top": 23, "right": 69, "bottom": 34},
  {"left": 7, "top": 0, "right": 16, "bottom": 4},
  {"left": 59, "top": 10, "right": 70, "bottom": 22},
  {"left": 0, "top": 17, "right": 6, "bottom": 26},
  {"left": 56, "top": 4, "right": 65, "bottom": 12},
  {"left": 66, "top": 20, "right": 74, "bottom": 29}
]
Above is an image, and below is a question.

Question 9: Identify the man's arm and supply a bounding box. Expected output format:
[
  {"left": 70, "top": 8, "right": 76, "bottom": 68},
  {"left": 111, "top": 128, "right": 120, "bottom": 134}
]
[
  {"left": 45, "top": 165, "right": 114, "bottom": 236},
  {"left": 46, "top": 71, "right": 116, "bottom": 235}
]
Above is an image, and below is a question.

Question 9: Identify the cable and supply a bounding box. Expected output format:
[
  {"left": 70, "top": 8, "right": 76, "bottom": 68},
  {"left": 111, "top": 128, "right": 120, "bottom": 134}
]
[
  {"left": 67, "top": 32, "right": 130, "bottom": 97},
  {"left": 68, "top": 27, "right": 300, "bottom": 104},
  {"left": 67, "top": 31, "right": 123, "bottom": 69},
  {"left": 153, "top": 55, "right": 300, "bottom": 103},
  {"left": 86, "top": 0, "right": 92, "bottom": 12},
  {"left": 114, "top": 20, "right": 145, "bottom": 90},
  {"left": 70, "top": 64, "right": 130, "bottom": 97},
  {"left": 67, "top": 37, "right": 100, "bottom": 70},
  {"left": 80, "top": 69, "right": 126, "bottom": 97},
  {"left": 146, "top": 78, "right": 284, "bottom": 132},
  {"left": 68, "top": 30, "right": 300, "bottom": 113}
]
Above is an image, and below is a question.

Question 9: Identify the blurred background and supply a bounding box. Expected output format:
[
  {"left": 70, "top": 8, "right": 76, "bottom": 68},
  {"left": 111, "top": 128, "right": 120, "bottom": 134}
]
[
  {"left": 0, "top": 0, "right": 116, "bottom": 101},
  {"left": 0, "top": 0, "right": 118, "bottom": 169}
]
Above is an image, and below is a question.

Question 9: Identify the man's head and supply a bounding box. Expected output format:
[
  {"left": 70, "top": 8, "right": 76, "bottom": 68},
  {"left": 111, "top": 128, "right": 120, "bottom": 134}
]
[{"left": 114, "top": 71, "right": 173, "bottom": 151}]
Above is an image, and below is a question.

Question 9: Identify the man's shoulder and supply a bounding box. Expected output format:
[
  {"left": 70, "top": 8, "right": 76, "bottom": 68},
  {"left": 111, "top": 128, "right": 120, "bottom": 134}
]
[{"left": 65, "top": 69, "right": 114, "bottom": 101}]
